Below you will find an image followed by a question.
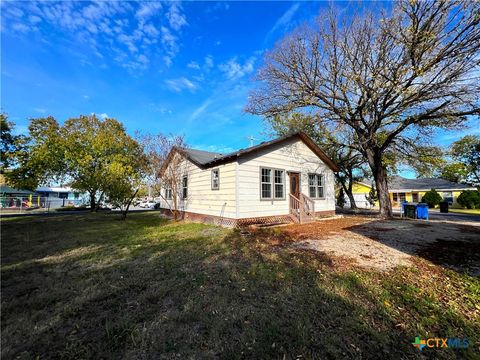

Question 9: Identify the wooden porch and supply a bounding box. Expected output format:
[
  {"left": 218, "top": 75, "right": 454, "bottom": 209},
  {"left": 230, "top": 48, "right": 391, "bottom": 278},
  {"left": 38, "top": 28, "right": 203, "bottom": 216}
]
[{"left": 289, "top": 193, "right": 316, "bottom": 224}]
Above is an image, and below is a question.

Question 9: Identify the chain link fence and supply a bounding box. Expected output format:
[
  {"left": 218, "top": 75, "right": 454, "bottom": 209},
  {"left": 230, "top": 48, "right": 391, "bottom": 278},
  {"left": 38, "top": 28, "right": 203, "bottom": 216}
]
[{"left": 0, "top": 196, "right": 87, "bottom": 215}]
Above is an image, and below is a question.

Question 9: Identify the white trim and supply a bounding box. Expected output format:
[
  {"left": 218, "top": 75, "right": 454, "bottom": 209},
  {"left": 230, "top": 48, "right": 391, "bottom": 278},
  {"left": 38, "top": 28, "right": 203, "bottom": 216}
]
[{"left": 235, "top": 161, "right": 239, "bottom": 218}]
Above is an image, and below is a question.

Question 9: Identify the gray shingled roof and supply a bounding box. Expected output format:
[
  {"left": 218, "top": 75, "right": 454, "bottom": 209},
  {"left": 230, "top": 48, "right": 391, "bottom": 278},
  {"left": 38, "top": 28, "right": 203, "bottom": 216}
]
[
  {"left": 177, "top": 132, "right": 339, "bottom": 172},
  {"left": 388, "top": 176, "right": 476, "bottom": 191},
  {"left": 180, "top": 148, "right": 224, "bottom": 165}
]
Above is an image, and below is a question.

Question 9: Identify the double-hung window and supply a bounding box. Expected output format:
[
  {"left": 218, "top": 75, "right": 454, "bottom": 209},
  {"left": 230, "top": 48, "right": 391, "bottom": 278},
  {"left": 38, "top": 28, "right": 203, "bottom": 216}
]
[
  {"left": 211, "top": 169, "right": 220, "bottom": 190},
  {"left": 182, "top": 176, "right": 188, "bottom": 199},
  {"left": 165, "top": 187, "right": 172, "bottom": 200},
  {"left": 260, "top": 167, "right": 284, "bottom": 200},
  {"left": 308, "top": 174, "right": 324, "bottom": 198}
]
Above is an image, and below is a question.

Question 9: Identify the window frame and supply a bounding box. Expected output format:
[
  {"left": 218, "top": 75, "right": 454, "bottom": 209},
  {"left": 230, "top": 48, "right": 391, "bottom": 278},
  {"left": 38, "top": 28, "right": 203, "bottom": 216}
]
[
  {"left": 182, "top": 175, "right": 188, "bottom": 199},
  {"left": 307, "top": 173, "right": 325, "bottom": 199},
  {"left": 393, "top": 193, "right": 398, "bottom": 202},
  {"left": 259, "top": 167, "right": 285, "bottom": 200},
  {"left": 165, "top": 187, "right": 172, "bottom": 200},
  {"left": 211, "top": 168, "right": 220, "bottom": 190}
]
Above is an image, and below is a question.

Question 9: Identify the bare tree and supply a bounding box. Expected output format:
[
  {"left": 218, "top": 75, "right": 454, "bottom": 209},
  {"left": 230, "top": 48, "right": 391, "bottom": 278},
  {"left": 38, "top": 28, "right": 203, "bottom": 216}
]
[
  {"left": 247, "top": 0, "right": 480, "bottom": 217},
  {"left": 138, "top": 133, "right": 186, "bottom": 220},
  {"left": 265, "top": 112, "right": 365, "bottom": 209}
]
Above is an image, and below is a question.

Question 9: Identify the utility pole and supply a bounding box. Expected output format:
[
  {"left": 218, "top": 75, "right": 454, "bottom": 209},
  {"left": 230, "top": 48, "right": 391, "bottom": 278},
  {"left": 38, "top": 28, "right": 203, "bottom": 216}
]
[{"left": 247, "top": 135, "right": 257, "bottom": 147}]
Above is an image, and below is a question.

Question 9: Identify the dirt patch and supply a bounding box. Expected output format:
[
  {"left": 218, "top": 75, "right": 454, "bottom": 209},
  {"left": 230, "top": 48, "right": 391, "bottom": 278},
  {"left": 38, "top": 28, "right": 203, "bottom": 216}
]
[
  {"left": 282, "top": 216, "right": 373, "bottom": 240},
  {"left": 285, "top": 217, "right": 480, "bottom": 273},
  {"left": 294, "top": 233, "right": 412, "bottom": 271}
]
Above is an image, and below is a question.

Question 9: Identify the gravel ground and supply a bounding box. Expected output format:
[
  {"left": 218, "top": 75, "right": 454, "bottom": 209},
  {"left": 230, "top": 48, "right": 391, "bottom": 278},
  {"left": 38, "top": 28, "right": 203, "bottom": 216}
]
[{"left": 284, "top": 216, "right": 480, "bottom": 273}]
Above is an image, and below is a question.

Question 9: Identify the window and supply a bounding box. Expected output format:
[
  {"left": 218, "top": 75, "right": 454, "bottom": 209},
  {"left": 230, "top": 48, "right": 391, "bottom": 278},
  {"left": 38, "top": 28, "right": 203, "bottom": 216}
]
[
  {"left": 274, "top": 170, "right": 284, "bottom": 199},
  {"left": 308, "top": 174, "right": 324, "bottom": 198},
  {"left": 399, "top": 192, "right": 406, "bottom": 202},
  {"left": 74, "top": 192, "right": 80, "bottom": 199},
  {"left": 393, "top": 193, "right": 398, "bottom": 202},
  {"left": 261, "top": 168, "right": 272, "bottom": 199},
  {"left": 165, "top": 187, "right": 172, "bottom": 200},
  {"left": 182, "top": 176, "right": 188, "bottom": 199},
  {"left": 58, "top": 192, "right": 68, "bottom": 199},
  {"left": 412, "top": 192, "right": 419, "bottom": 202},
  {"left": 211, "top": 169, "right": 220, "bottom": 190},
  {"left": 260, "top": 167, "right": 284, "bottom": 200}
]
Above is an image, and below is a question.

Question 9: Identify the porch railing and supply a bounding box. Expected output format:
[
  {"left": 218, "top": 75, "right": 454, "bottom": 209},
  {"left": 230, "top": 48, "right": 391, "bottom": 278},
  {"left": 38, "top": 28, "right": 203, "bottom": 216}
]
[{"left": 289, "top": 193, "right": 315, "bottom": 224}]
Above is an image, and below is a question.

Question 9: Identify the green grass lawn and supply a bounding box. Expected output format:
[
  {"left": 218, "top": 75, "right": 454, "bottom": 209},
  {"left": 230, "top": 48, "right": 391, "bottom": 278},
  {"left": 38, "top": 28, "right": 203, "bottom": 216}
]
[
  {"left": 1, "top": 213, "right": 479, "bottom": 359},
  {"left": 448, "top": 208, "right": 480, "bottom": 215}
]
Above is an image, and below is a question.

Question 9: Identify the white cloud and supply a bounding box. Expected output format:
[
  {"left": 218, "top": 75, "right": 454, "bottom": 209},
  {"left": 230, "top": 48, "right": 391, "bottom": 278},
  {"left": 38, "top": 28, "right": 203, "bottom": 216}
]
[
  {"left": 189, "top": 99, "right": 212, "bottom": 121},
  {"left": 135, "top": 2, "right": 162, "bottom": 20},
  {"left": 161, "top": 26, "right": 179, "bottom": 66},
  {"left": 28, "top": 15, "right": 42, "bottom": 24},
  {"left": 187, "top": 61, "right": 200, "bottom": 69},
  {"left": 11, "top": 23, "right": 30, "bottom": 33},
  {"left": 204, "top": 55, "right": 214, "bottom": 70},
  {"left": 2, "top": 1, "right": 186, "bottom": 72},
  {"left": 100, "top": 113, "right": 109, "bottom": 119},
  {"left": 142, "top": 23, "right": 159, "bottom": 37},
  {"left": 219, "top": 56, "right": 256, "bottom": 80},
  {"left": 6, "top": 6, "right": 24, "bottom": 18},
  {"left": 34, "top": 107, "right": 46, "bottom": 113},
  {"left": 165, "top": 77, "right": 197, "bottom": 93},
  {"left": 267, "top": 3, "right": 300, "bottom": 37},
  {"left": 167, "top": 3, "right": 188, "bottom": 31},
  {"left": 83, "top": 95, "right": 89, "bottom": 99}
]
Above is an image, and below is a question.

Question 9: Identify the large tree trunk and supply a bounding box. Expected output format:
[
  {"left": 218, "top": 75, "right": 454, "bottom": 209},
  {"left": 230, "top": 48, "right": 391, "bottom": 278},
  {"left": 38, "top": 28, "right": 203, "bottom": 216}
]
[
  {"left": 89, "top": 192, "right": 96, "bottom": 212},
  {"left": 346, "top": 170, "right": 357, "bottom": 209},
  {"left": 366, "top": 149, "right": 392, "bottom": 218},
  {"left": 340, "top": 181, "right": 357, "bottom": 209}
]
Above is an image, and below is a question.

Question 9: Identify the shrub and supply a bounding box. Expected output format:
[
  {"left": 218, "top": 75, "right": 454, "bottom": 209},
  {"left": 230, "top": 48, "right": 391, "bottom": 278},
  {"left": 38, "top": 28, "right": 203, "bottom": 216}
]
[
  {"left": 421, "top": 189, "right": 443, "bottom": 208},
  {"left": 457, "top": 190, "right": 480, "bottom": 209}
]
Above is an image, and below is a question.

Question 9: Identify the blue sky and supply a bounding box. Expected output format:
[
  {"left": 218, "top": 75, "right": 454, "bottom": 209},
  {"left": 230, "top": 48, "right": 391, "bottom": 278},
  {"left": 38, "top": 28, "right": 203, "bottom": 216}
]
[
  {"left": 1, "top": 0, "right": 478, "bottom": 157},
  {"left": 2, "top": 0, "right": 333, "bottom": 153}
]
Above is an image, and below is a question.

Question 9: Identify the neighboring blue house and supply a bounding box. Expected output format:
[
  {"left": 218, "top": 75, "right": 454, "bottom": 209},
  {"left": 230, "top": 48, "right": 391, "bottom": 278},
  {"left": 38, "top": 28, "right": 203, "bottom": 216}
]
[{"left": 35, "top": 186, "right": 80, "bottom": 200}]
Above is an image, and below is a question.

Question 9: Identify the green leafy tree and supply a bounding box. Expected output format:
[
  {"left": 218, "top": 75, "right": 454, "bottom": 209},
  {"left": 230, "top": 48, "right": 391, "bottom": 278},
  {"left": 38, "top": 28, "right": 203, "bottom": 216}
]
[
  {"left": 7, "top": 115, "right": 145, "bottom": 212},
  {"left": 1, "top": 114, "right": 28, "bottom": 175},
  {"left": 450, "top": 135, "right": 480, "bottom": 186},
  {"left": 365, "top": 184, "right": 378, "bottom": 207},
  {"left": 1, "top": 114, "right": 15, "bottom": 172},
  {"left": 247, "top": 1, "right": 480, "bottom": 217},
  {"left": 6, "top": 116, "right": 64, "bottom": 189},
  {"left": 421, "top": 189, "right": 443, "bottom": 208},
  {"left": 457, "top": 190, "right": 480, "bottom": 209},
  {"left": 103, "top": 158, "right": 147, "bottom": 219},
  {"left": 440, "top": 162, "right": 469, "bottom": 184}
]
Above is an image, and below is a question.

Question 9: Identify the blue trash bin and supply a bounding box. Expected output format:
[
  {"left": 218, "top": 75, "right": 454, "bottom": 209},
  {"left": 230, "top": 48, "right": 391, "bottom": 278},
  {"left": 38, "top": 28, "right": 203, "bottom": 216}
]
[
  {"left": 416, "top": 203, "right": 429, "bottom": 220},
  {"left": 401, "top": 201, "right": 409, "bottom": 217}
]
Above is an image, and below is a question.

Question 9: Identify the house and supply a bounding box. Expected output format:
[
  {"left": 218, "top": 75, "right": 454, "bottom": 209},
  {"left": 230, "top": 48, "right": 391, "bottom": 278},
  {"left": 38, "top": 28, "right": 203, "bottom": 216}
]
[
  {"left": 158, "top": 132, "right": 339, "bottom": 227},
  {"left": 349, "top": 176, "right": 476, "bottom": 208},
  {"left": 35, "top": 186, "right": 80, "bottom": 200}
]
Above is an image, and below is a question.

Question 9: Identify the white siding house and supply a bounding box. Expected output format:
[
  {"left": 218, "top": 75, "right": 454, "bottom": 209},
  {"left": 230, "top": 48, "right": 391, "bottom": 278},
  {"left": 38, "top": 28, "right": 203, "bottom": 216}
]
[{"left": 158, "top": 132, "right": 339, "bottom": 227}]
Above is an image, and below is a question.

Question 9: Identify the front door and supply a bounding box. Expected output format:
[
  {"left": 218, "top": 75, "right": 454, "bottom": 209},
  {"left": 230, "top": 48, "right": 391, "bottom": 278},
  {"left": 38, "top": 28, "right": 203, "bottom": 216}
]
[{"left": 289, "top": 172, "right": 300, "bottom": 198}]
